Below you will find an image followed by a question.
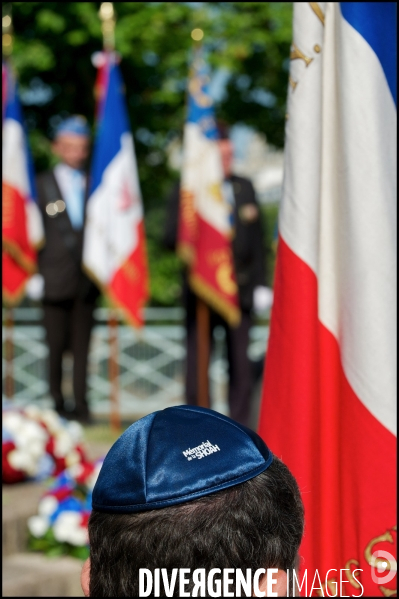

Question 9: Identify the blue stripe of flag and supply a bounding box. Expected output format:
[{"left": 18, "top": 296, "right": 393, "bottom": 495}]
[
  {"left": 340, "top": 2, "right": 397, "bottom": 107},
  {"left": 90, "top": 60, "right": 130, "bottom": 196},
  {"left": 187, "top": 52, "right": 218, "bottom": 140},
  {"left": 4, "top": 67, "right": 38, "bottom": 202}
]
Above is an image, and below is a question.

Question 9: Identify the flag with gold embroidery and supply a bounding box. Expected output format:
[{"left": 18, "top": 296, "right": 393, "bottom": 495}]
[
  {"left": 2, "top": 62, "right": 44, "bottom": 305},
  {"left": 177, "top": 51, "right": 240, "bottom": 326},
  {"left": 258, "top": 3, "right": 396, "bottom": 596},
  {"left": 83, "top": 54, "right": 149, "bottom": 326}
]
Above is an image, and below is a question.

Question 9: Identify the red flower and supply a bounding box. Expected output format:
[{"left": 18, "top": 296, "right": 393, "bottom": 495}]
[
  {"left": 53, "top": 456, "right": 67, "bottom": 476},
  {"left": 2, "top": 441, "right": 26, "bottom": 484},
  {"left": 80, "top": 512, "right": 90, "bottom": 529},
  {"left": 46, "top": 486, "right": 72, "bottom": 502},
  {"left": 75, "top": 463, "right": 95, "bottom": 485}
]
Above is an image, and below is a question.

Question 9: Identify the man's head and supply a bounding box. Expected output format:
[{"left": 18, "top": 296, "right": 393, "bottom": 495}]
[
  {"left": 52, "top": 115, "right": 90, "bottom": 170},
  {"left": 216, "top": 120, "right": 234, "bottom": 178},
  {"left": 83, "top": 406, "right": 304, "bottom": 597}
]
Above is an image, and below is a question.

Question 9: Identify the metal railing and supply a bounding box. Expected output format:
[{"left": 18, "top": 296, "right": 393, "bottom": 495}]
[{"left": 2, "top": 308, "right": 269, "bottom": 419}]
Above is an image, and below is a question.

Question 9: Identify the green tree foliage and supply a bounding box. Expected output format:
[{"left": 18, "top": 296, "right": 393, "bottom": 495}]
[{"left": 8, "top": 2, "right": 292, "bottom": 306}]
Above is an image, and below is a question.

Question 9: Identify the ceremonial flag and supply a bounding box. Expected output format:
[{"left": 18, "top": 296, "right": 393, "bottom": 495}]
[
  {"left": 83, "top": 55, "right": 149, "bottom": 326},
  {"left": 258, "top": 3, "right": 396, "bottom": 596},
  {"left": 91, "top": 50, "right": 112, "bottom": 118},
  {"left": 177, "top": 51, "right": 240, "bottom": 326},
  {"left": 2, "top": 62, "right": 44, "bottom": 305}
]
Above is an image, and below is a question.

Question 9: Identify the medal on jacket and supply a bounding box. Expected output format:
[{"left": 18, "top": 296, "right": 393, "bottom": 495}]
[
  {"left": 46, "top": 199, "right": 66, "bottom": 217},
  {"left": 239, "top": 203, "right": 259, "bottom": 223}
]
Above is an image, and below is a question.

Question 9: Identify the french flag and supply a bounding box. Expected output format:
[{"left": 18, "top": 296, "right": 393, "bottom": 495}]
[
  {"left": 83, "top": 55, "right": 149, "bottom": 326},
  {"left": 258, "top": 3, "right": 396, "bottom": 596},
  {"left": 177, "top": 51, "right": 240, "bottom": 327},
  {"left": 2, "top": 62, "right": 44, "bottom": 305}
]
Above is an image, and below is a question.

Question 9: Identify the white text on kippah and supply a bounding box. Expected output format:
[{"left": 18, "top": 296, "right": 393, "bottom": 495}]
[{"left": 182, "top": 440, "right": 220, "bottom": 461}]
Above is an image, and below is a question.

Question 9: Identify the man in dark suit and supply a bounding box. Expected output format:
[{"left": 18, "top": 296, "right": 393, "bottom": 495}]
[
  {"left": 36, "top": 116, "right": 99, "bottom": 424},
  {"left": 164, "top": 123, "right": 271, "bottom": 427}
]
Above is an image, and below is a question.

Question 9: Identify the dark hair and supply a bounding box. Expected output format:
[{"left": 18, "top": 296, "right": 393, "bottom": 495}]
[{"left": 88, "top": 456, "right": 304, "bottom": 597}]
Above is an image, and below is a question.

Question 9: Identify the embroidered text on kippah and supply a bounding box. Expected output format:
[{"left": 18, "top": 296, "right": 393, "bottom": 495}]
[{"left": 182, "top": 440, "right": 220, "bottom": 461}]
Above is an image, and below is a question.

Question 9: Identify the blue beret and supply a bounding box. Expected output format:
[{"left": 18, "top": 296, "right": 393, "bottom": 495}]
[
  {"left": 55, "top": 115, "right": 90, "bottom": 138},
  {"left": 92, "top": 405, "right": 273, "bottom": 513}
]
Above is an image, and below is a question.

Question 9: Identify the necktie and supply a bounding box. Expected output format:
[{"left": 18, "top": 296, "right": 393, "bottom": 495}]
[
  {"left": 222, "top": 180, "right": 235, "bottom": 235},
  {"left": 66, "top": 169, "right": 84, "bottom": 230}
]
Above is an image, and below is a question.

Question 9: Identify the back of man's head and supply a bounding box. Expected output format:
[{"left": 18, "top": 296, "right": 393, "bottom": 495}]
[{"left": 86, "top": 406, "right": 304, "bottom": 597}]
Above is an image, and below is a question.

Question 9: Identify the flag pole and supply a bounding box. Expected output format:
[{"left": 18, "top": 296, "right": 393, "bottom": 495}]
[
  {"left": 108, "top": 308, "right": 120, "bottom": 432},
  {"left": 99, "top": 2, "right": 121, "bottom": 432},
  {"left": 3, "top": 8, "right": 14, "bottom": 400},
  {"left": 189, "top": 28, "right": 211, "bottom": 409},
  {"left": 99, "top": 2, "right": 115, "bottom": 53},
  {"left": 4, "top": 307, "right": 14, "bottom": 399},
  {"left": 196, "top": 297, "right": 210, "bottom": 408}
]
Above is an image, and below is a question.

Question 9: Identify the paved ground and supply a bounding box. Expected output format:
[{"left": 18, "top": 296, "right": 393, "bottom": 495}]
[
  {"left": 2, "top": 438, "right": 112, "bottom": 598},
  {"left": 3, "top": 553, "right": 84, "bottom": 597}
]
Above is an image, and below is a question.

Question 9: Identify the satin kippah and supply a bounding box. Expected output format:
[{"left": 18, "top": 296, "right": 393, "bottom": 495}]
[{"left": 92, "top": 405, "right": 273, "bottom": 513}]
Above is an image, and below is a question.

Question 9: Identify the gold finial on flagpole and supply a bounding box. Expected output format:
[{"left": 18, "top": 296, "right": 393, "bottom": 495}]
[
  {"left": 2, "top": 5, "right": 13, "bottom": 56},
  {"left": 191, "top": 28, "right": 204, "bottom": 63},
  {"left": 99, "top": 2, "right": 115, "bottom": 51},
  {"left": 191, "top": 28, "right": 204, "bottom": 42}
]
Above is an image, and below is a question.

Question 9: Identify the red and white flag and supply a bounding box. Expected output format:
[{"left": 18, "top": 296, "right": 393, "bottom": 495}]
[
  {"left": 258, "top": 3, "right": 396, "bottom": 596},
  {"left": 83, "top": 55, "right": 149, "bottom": 326},
  {"left": 2, "top": 63, "right": 44, "bottom": 305},
  {"left": 177, "top": 52, "right": 240, "bottom": 326}
]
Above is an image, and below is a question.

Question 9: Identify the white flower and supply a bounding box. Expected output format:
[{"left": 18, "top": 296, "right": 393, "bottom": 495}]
[
  {"left": 66, "top": 421, "right": 84, "bottom": 443},
  {"left": 53, "top": 511, "right": 82, "bottom": 543},
  {"left": 27, "top": 515, "right": 49, "bottom": 538},
  {"left": 68, "top": 526, "right": 89, "bottom": 547},
  {"left": 28, "top": 439, "right": 46, "bottom": 460},
  {"left": 68, "top": 463, "right": 84, "bottom": 479},
  {"left": 15, "top": 431, "right": 46, "bottom": 460},
  {"left": 24, "top": 420, "right": 47, "bottom": 442},
  {"left": 14, "top": 423, "right": 46, "bottom": 455},
  {"left": 65, "top": 450, "right": 81, "bottom": 468},
  {"left": 40, "top": 410, "right": 62, "bottom": 434},
  {"left": 24, "top": 405, "right": 42, "bottom": 420},
  {"left": 8, "top": 449, "right": 37, "bottom": 475},
  {"left": 53, "top": 430, "right": 74, "bottom": 457},
  {"left": 3, "top": 412, "right": 24, "bottom": 434},
  {"left": 38, "top": 495, "right": 59, "bottom": 518},
  {"left": 5, "top": 417, "right": 48, "bottom": 467}
]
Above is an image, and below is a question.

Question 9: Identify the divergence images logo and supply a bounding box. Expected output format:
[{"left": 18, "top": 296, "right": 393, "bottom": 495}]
[
  {"left": 183, "top": 440, "right": 220, "bottom": 461},
  {"left": 370, "top": 550, "right": 397, "bottom": 586}
]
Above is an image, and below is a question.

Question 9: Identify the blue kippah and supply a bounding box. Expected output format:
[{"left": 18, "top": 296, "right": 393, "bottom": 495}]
[
  {"left": 92, "top": 405, "right": 273, "bottom": 513},
  {"left": 55, "top": 115, "right": 90, "bottom": 138}
]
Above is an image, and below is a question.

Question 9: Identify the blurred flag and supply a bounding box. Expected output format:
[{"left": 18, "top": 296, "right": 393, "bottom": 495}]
[
  {"left": 92, "top": 52, "right": 109, "bottom": 118},
  {"left": 258, "top": 3, "right": 396, "bottom": 596},
  {"left": 83, "top": 55, "right": 149, "bottom": 326},
  {"left": 91, "top": 50, "right": 120, "bottom": 119},
  {"left": 2, "top": 62, "right": 8, "bottom": 121},
  {"left": 177, "top": 51, "right": 240, "bottom": 326},
  {"left": 2, "top": 62, "right": 44, "bottom": 305}
]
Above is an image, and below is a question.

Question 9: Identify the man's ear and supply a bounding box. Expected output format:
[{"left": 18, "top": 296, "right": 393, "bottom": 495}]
[
  {"left": 257, "top": 568, "right": 288, "bottom": 597},
  {"left": 81, "top": 558, "right": 90, "bottom": 597}
]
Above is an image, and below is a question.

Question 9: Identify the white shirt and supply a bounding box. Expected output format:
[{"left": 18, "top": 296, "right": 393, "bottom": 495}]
[{"left": 54, "top": 163, "right": 86, "bottom": 229}]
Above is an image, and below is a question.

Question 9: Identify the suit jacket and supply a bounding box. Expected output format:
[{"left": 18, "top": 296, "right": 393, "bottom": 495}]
[
  {"left": 36, "top": 169, "right": 99, "bottom": 303},
  {"left": 164, "top": 175, "right": 266, "bottom": 311}
]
